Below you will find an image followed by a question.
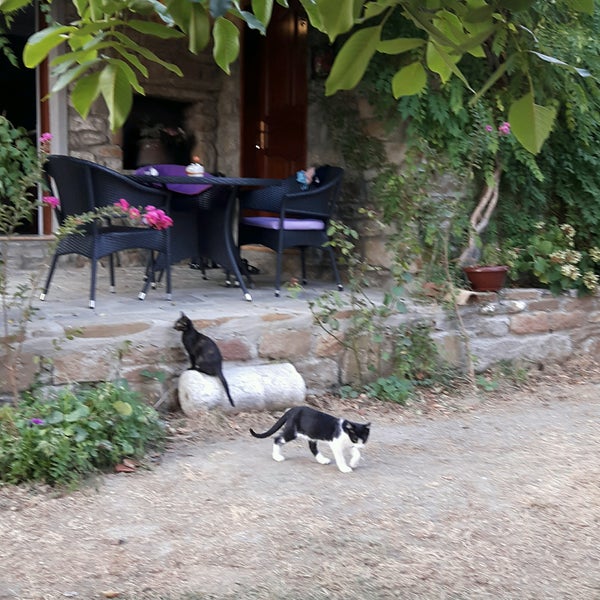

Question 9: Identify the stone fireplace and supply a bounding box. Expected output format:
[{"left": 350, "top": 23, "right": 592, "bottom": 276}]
[{"left": 122, "top": 95, "right": 194, "bottom": 169}]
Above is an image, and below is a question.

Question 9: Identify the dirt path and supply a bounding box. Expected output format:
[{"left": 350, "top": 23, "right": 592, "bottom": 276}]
[{"left": 1, "top": 361, "right": 599, "bottom": 600}]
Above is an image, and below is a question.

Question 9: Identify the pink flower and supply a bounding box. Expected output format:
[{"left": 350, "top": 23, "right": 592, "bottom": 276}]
[
  {"left": 144, "top": 208, "right": 173, "bottom": 230},
  {"left": 39, "top": 132, "right": 53, "bottom": 144},
  {"left": 485, "top": 124, "right": 493, "bottom": 133},
  {"left": 114, "top": 198, "right": 130, "bottom": 211},
  {"left": 128, "top": 207, "right": 141, "bottom": 220},
  {"left": 498, "top": 121, "right": 511, "bottom": 136},
  {"left": 43, "top": 195, "right": 60, "bottom": 208}
]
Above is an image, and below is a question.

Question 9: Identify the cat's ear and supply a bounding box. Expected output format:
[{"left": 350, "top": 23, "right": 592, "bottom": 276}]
[{"left": 180, "top": 311, "right": 185, "bottom": 317}]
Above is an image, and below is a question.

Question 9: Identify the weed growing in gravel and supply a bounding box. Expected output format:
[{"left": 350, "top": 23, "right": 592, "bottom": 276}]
[{"left": 0, "top": 380, "right": 165, "bottom": 486}]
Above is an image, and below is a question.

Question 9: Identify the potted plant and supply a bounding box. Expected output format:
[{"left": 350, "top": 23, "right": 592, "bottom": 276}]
[{"left": 461, "top": 241, "right": 510, "bottom": 292}]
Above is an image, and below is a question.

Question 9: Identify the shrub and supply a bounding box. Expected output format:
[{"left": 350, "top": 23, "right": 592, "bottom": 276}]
[{"left": 0, "top": 381, "right": 165, "bottom": 486}]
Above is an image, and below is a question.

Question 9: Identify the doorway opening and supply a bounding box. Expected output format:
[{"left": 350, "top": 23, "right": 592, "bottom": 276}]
[
  {"left": 1, "top": 5, "right": 38, "bottom": 234},
  {"left": 241, "top": 1, "right": 308, "bottom": 179}
]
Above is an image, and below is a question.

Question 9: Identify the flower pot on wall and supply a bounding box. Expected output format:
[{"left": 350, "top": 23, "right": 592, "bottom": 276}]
[{"left": 463, "top": 265, "right": 509, "bottom": 292}]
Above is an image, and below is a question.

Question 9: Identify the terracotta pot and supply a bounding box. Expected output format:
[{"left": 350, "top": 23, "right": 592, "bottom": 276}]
[{"left": 463, "top": 265, "right": 509, "bottom": 292}]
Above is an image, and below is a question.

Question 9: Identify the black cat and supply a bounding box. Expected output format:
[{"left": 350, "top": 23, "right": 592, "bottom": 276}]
[
  {"left": 174, "top": 312, "right": 235, "bottom": 407},
  {"left": 250, "top": 406, "right": 370, "bottom": 473}
]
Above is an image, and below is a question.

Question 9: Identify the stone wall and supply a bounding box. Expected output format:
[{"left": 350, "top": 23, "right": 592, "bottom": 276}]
[
  {"left": 431, "top": 288, "right": 600, "bottom": 372},
  {"left": 1, "top": 242, "right": 599, "bottom": 406}
]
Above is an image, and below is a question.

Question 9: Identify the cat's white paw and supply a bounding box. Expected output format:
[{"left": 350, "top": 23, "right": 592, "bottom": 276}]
[
  {"left": 316, "top": 453, "right": 331, "bottom": 465},
  {"left": 272, "top": 447, "right": 285, "bottom": 462},
  {"left": 349, "top": 458, "right": 360, "bottom": 468},
  {"left": 338, "top": 465, "right": 353, "bottom": 473}
]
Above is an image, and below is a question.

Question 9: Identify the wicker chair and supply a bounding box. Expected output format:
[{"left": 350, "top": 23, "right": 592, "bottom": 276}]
[
  {"left": 41, "top": 155, "right": 172, "bottom": 308},
  {"left": 238, "top": 165, "right": 344, "bottom": 296}
]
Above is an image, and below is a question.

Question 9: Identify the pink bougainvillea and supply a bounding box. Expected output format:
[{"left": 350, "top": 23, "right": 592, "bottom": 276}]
[
  {"left": 43, "top": 195, "right": 60, "bottom": 208},
  {"left": 112, "top": 200, "right": 173, "bottom": 230}
]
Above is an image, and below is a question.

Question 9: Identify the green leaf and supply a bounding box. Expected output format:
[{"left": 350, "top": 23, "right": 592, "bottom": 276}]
[
  {"left": 106, "top": 57, "right": 144, "bottom": 94},
  {"left": 213, "top": 17, "right": 240, "bottom": 75},
  {"left": 188, "top": 2, "right": 211, "bottom": 53},
  {"left": 325, "top": 25, "right": 382, "bottom": 96},
  {"left": 377, "top": 37, "right": 425, "bottom": 55},
  {"left": 127, "top": 19, "right": 185, "bottom": 39},
  {"left": 112, "top": 44, "right": 149, "bottom": 78},
  {"left": 50, "top": 60, "right": 97, "bottom": 94},
  {"left": 112, "top": 31, "right": 183, "bottom": 75},
  {"left": 426, "top": 41, "right": 455, "bottom": 84},
  {"left": 99, "top": 63, "right": 134, "bottom": 130},
  {"left": 392, "top": 62, "right": 427, "bottom": 97},
  {"left": 23, "top": 25, "right": 77, "bottom": 68},
  {"left": 113, "top": 400, "right": 134, "bottom": 417},
  {"left": 65, "top": 403, "right": 90, "bottom": 422},
  {"left": 0, "top": 0, "right": 32, "bottom": 11},
  {"left": 564, "top": 0, "right": 594, "bottom": 13},
  {"left": 252, "top": 0, "right": 274, "bottom": 26},
  {"left": 299, "top": 0, "right": 323, "bottom": 30},
  {"left": 508, "top": 93, "right": 557, "bottom": 154},
  {"left": 498, "top": 0, "right": 536, "bottom": 10},
  {"left": 46, "top": 410, "right": 64, "bottom": 425},
  {"left": 74, "top": 427, "right": 89, "bottom": 442},
  {"left": 316, "top": 0, "right": 356, "bottom": 42},
  {"left": 233, "top": 4, "right": 267, "bottom": 33},
  {"left": 426, "top": 41, "right": 472, "bottom": 90}
]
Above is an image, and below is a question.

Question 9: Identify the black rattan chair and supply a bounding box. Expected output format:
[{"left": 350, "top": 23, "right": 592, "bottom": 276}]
[
  {"left": 41, "top": 155, "right": 172, "bottom": 308},
  {"left": 238, "top": 165, "right": 344, "bottom": 296}
]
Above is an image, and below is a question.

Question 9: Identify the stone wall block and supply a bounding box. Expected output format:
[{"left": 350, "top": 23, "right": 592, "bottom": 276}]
[
  {"left": 0, "top": 352, "right": 38, "bottom": 395},
  {"left": 478, "top": 317, "right": 510, "bottom": 337},
  {"left": 52, "top": 349, "right": 114, "bottom": 384},
  {"left": 295, "top": 357, "right": 339, "bottom": 391},
  {"left": 527, "top": 298, "right": 561, "bottom": 312},
  {"left": 258, "top": 328, "right": 312, "bottom": 360},
  {"left": 471, "top": 334, "right": 572, "bottom": 372},
  {"left": 549, "top": 310, "right": 587, "bottom": 332},
  {"left": 510, "top": 312, "right": 550, "bottom": 335},
  {"left": 314, "top": 331, "right": 345, "bottom": 358},
  {"left": 217, "top": 337, "right": 254, "bottom": 361},
  {"left": 501, "top": 289, "right": 544, "bottom": 301}
]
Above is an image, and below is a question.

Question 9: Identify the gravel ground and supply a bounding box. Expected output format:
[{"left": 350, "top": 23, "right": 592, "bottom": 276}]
[{"left": 1, "top": 357, "right": 599, "bottom": 600}]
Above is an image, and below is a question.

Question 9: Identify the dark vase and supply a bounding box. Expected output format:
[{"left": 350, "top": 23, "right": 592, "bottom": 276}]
[
  {"left": 463, "top": 265, "right": 509, "bottom": 292},
  {"left": 136, "top": 138, "right": 169, "bottom": 167}
]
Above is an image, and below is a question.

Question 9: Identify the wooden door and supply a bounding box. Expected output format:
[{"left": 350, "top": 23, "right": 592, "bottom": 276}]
[{"left": 241, "top": 3, "right": 308, "bottom": 178}]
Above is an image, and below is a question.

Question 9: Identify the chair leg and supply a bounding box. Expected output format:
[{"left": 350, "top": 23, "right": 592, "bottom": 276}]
[
  {"left": 109, "top": 254, "right": 116, "bottom": 293},
  {"left": 139, "top": 252, "right": 156, "bottom": 300},
  {"left": 300, "top": 247, "right": 307, "bottom": 285},
  {"left": 327, "top": 246, "right": 344, "bottom": 291},
  {"left": 275, "top": 246, "right": 284, "bottom": 297},
  {"left": 39, "top": 254, "right": 60, "bottom": 301},
  {"left": 89, "top": 259, "right": 98, "bottom": 309},
  {"left": 165, "top": 260, "right": 172, "bottom": 301}
]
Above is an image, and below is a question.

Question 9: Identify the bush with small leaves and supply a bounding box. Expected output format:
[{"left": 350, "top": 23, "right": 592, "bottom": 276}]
[{"left": 0, "top": 381, "right": 165, "bottom": 486}]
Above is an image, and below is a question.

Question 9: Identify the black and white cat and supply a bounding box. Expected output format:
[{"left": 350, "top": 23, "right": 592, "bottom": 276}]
[
  {"left": 174, "top": 312, "right": 235, "bottom": 407},
  {"left": 250, "top": 406, "right": 370, "bottom": 473}
]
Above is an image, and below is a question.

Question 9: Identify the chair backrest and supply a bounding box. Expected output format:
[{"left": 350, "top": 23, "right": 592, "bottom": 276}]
[
  {"left": 90, "top": 161, "right": 169, "bottom": 210},
  {"left": 44, "top": 155, "right": 96, "bottom": 225},
  {"left": 46, "top": 155, "right": 170, "bottom": 225},
  {"left": 282, "top": 166, "right": 344, "bottom": 220}
]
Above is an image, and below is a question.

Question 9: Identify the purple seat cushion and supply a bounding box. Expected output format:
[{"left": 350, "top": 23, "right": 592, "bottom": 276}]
[
  {"left": 241, "top": 216, "right": 325, "bottom": 231},
  {"left": 135, "top": 164, "right": 211, "bottom": 195}
]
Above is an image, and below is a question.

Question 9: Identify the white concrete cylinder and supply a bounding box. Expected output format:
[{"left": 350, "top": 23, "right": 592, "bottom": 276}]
[{"left": 178, "top": 363, "right": 306, "bottom": 415}]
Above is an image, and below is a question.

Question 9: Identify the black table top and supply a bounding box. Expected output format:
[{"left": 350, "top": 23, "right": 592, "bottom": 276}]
[{"left": 129, "top": 174, "right": 283, "bottom": 187}]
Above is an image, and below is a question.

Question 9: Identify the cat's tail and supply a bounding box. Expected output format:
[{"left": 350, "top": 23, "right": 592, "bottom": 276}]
[
  {"left": 218, "top": 373, "right": 235, "bottom": 407},
  {"left": 249, "top": 410, "right": 291, "bottom": 438}
]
